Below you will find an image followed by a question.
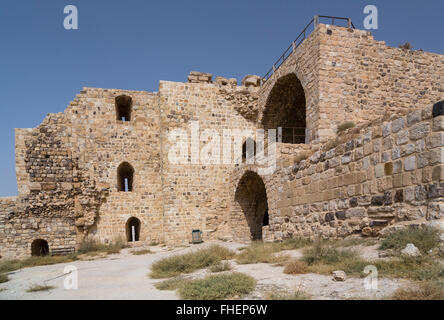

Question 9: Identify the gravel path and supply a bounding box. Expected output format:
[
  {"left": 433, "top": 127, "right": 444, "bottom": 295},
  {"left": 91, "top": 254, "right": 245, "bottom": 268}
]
[{"left": 0, "top": 241, "right": 408, "bottom": 300}]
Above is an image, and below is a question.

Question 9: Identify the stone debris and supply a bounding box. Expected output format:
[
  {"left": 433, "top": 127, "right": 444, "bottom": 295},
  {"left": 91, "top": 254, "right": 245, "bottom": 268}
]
[
  {"left": 400, "top": 243, "right": 421, "bottom": 257},
  {"left": 332, "top": 270, "right": 346, "bottom": 281}
]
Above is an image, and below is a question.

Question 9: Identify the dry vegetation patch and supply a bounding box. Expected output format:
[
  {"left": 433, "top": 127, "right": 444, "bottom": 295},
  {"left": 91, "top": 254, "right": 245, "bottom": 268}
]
[
  {"left": 178, "top": 273, "right": 256, "bottom": 300},
  {"left": 379, "top": 226, "right": 441, "bottom": 254},
  {"left": 0, "top": 273, "right": 9, "bottom": 283},
  {"left": 264, "top": 288, "right": 311, "bottom": 300},
  {"left": 283, "top": 260, "right": 309, "bottom": 275},
  {"left": 131, "top": 249, "right": 152, "bottom": 256},
  {"left": 392, "top": 281, "right": 444, "bottom": 300},
  {"left": 150, "top": 245, "right": 235, "bottom": 279},
  {"left": 26, "top": 284, "right": 55, "bottom": 293}
]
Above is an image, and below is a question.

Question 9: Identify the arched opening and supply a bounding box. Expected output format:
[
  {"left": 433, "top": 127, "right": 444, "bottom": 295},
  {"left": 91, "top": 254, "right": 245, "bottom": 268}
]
[
  {"left": 234, "top": 171, "right": 268, "bottom": 240},
  {"left": 262, "top": 73, "right": 306, "bottom": 144},
  {"left": 242, "top": 138, "right": 256, "bottom": 163},
  {"left": 263, "top": 208, "right": 269, "bottom": 226},
  {"left": 31, "top": 239, "right": 49, "bottom": 256},
  {"left": 117, "top": 162, "right": 134, "bottom": 192},
  {"left": 126, "top": 217, "right": 141, "bottom": 242},
  {"left": 115, "top": 95, "right": 132, "bottom": 121}
]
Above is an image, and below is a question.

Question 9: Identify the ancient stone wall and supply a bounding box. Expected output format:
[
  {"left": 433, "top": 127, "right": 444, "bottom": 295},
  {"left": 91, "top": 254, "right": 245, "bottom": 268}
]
[
  {"left": 229, "top": 104, "right": 444, "bottom": 241},
  {"left": 158, "top": 80, "right": 260, "bottom": 245},
  {"left": 316, "top": 24, "right": 444, "bottom": 140},
  {"left": 2, "top": 22, "right": 444, "bottom": 258},
  {"left": 259, "top": 24, "right": 444, "bottom": 144}
]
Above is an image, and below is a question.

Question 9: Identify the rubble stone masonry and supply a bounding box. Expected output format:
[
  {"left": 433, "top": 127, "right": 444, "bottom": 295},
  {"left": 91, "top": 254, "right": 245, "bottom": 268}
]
[{"left": 1, "top": 23, "right": 443, "bottom": 258}]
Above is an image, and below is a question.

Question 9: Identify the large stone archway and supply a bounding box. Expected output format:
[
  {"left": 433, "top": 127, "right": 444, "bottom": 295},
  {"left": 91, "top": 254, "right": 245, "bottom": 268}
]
[
  {"left": 261, "top": 73, "right": 307, "bottom": 144},
  {"left": 234, "top": 170, "right": 269, "bottom": 240}
]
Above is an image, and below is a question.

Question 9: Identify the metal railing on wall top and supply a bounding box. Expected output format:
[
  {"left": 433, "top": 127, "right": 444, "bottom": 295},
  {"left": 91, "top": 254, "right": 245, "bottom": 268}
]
[{"left": 261, "top": 15, "right": 356, "bottom": 84}]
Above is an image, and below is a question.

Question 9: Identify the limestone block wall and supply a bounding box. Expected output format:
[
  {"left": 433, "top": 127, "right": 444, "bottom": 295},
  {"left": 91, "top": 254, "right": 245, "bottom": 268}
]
[
  {"left": 63, "top": 88, "right": 165, "bottom": 244},
  {"left": 258, "top": 24, "right": 321, "bottom": 143},
  {"left": 158, "top": 80, "right": 261, "bottom": 245},
  {"left": 316, "top": 24, "right": 444, "bottom": 139},
  {"left": 258, "top": 24, "right": 444, "bottom": 144},
  {"left": 0, "top": 196, "right": 78, "bottom": 259},
  {"left": 263, "top": 104, "right": 444, "bottom": 240}
]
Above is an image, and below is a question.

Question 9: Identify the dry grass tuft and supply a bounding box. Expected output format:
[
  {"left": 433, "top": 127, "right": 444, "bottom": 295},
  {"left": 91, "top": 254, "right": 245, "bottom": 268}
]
[
  {"left": 150, "top": 245, "right": 235, "bottom": 279},
  {"left": 131, "top": 249, "right": 152, "bottom": 255},
  {"left": 337, "top": 121, "right": 356, "bottom": 133},
  {"left": 392, "top": 281, "right": 444, "bottom": 300},
  {"left": 379, "top": 226, "right": 441, "bottom": 254},
  {"left": 78, "top": 237, "right": 127, "bottom": 255},
  {"left": 236, "top": 242, "right": 290, "bottom": 265},
  {"left": 283, "top": 260, "right": 309, "bottom": 275},
  {"left": 179, "top": 272, "right": 256, "bottom": 300},
  {"left": 209, "top": 261, "right": 232, "bottom": 273},
  {"left": 0, "top": 273, "right": 9, "bottom": 283},
  {"left": 26, "top": 284, "right": 56, "bottom": 293}
]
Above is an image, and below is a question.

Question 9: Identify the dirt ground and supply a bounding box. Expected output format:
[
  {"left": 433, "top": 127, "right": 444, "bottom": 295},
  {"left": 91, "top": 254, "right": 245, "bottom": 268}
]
[{"left": 0, "top": 241, "right": 409, "bottom": 300}]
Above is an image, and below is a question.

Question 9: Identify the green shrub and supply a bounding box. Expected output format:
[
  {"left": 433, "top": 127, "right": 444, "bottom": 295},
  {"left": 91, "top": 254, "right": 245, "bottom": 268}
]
[
  {"left": 131, "top": 249, "right": 152, "bottom": 255},
  {"left": 155, "top": 277, "right": 188, "bottom": 291},
  {"left": 392, "top": 281, "right": 444, "bottom": 300},
  {"left": 0, "top": 255, "right": 77, "bottom": 274},
  {"left": 179, "top": 273, "right": 256, "bottom": 300},
  {"left": 264, "top": 289, "right": 311, "bottom": 300},
  {"left": 374, "top": 256, "right": 444, "bottom": 281},
  {"left": 78, "top": 237, "right": 127, "bottom": 255},
  {"left": 209, "top": 261, "right": 231, "bottom": 273},
  {"left": 0, "top": 273, "right": 9, "bottom": 283},
  {"left": 236, "top": 242, "right": 289, "bottom": 265},
  {"left": 337, "top": 121, "right": 356, "bottom": 133},
  {"left": 150, "top": 245, "right": 235, "bottom": 278},
  {"left": 272, "top": 238, "right": 313, "bottom": 251},
  {"left": 26, "top": 284, "right": 55, "bottom": 292},
  {"left": 301, "top": 241, "right": 368, "bottom": 276},
  {"left": 380, "top": 227, "right": 441, "bottom": 254},
  {"left": 283, "top": 260, "right": 309, "bottom": 275},
  {"left": 302, "top": 241, "right": 358, "bottom": 265}
]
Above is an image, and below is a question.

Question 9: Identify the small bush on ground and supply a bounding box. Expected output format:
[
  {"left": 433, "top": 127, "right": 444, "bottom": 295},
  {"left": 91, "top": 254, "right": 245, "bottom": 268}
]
[
  {"left": 272, "top": 238, "right": 313, "bottom": 251},
  {"left": 379, "top": 226, "right": 441, "bottom": 254},
  {"left": 264, "top": 289, "right": 311, "bottom": 300},
  {"left": 337, "top": 121, "right": 356, "bottom": 133},
  {"left": 236, "top": 242, "right": 290, "bottom": 265},
  {"left": 150, "top": 245, "right": 235, "bottom": 279},
  {"left": 155, "top": 277, "right": 188, "bottom": 291},
  {"left": 391, "top": 281, "right": 444, "bottom": 300},
  {"left": 131, "top": 249, "right": 152, "bottom": 255},
  {"left": 330, "top": 237, "right": 378, "bottom": 248},
  {"left": 26, "top": 284, "right": 55, "bottom": 292},
  {"left": 179, "top": 273, "right": 256, "bottom": 300},
  {"left": 0, "top": 255, "right": 77, "bottom": 274},
  {"left": 0, "top": 273, "right": 9, "bottom": 283},
  {"left": 78, "top": 237, "right": 127, "bottom": 255},
  {"left": 301, "top": 241, "right": 368, "bottom": 276},
  {"left": 374, "top": 256, "right": 444, "bottom": 281},
  {"left": 209, "top": 261, "right": 231, "bottom": 273},
  {"left": 283, "top": 260, "right": 309, "bottom": 275}
]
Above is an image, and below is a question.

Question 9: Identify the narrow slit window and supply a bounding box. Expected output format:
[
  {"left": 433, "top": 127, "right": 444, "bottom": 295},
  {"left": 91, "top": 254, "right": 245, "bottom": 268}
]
[
  {"left": 115, "top": 95, "right": 132, "bottom": 121},
  {"left": 117, "top": 162, "right": 134, "bottom": 192}
]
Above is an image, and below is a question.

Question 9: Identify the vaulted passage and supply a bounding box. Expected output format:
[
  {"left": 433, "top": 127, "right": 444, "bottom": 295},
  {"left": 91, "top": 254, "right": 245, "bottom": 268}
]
[
  {"left": 117, "top": 162, "right": 134, "bottom": 192},
  {"left": 235, "top": 171, "right": 268, "bottom": 240},
  {"left": 126, "top": 217, "right": 141, "bottom": 242},
  {"left": 262, "top": 73, "right": 306, "bottom": 144},
  {"left": 31, "top": 239, "right": 49, "bottom": 256},
  {"left": 115, "top": 95, "right": 132, "bottom": 121}
]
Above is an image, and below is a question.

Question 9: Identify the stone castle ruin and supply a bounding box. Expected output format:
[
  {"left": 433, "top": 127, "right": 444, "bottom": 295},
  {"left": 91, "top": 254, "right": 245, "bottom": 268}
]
[{"left": 1, "top": 17, "right": 444, "bottom": 258}]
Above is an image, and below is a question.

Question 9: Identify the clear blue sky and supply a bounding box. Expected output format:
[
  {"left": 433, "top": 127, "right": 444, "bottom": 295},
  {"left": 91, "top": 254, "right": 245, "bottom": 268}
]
[{"left": 1, "top": 0, "right": 443, "bottom": 196}]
